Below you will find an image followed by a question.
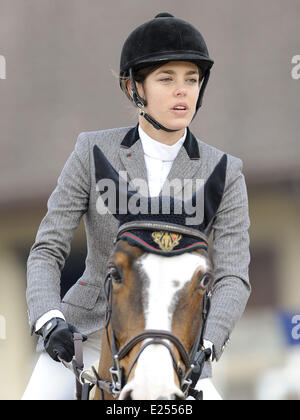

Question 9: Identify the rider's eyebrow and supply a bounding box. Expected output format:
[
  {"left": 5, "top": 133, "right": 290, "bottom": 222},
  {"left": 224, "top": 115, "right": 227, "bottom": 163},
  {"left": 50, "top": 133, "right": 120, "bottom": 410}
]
[{"left": 155, "top": 69, "right": 199, "bottom": 76}]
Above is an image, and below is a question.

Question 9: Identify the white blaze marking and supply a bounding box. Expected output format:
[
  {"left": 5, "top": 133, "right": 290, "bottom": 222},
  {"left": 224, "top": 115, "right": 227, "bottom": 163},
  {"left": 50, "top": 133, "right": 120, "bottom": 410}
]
[{"left": 142, "top": 253, "right": 207, "bottom": 330}]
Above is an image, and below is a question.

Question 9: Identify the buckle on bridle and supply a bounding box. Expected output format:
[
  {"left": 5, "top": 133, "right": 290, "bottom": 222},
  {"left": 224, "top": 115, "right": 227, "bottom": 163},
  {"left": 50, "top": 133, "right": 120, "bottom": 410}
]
[
  {"left": 180, "top": 363, "right": 195, "bottom": 397},
  {"left": 181, "top": 377, "right": 193, "bottom": 397},
  {"left": 109, "top": 355, "right": 123, "bottom": 397}
]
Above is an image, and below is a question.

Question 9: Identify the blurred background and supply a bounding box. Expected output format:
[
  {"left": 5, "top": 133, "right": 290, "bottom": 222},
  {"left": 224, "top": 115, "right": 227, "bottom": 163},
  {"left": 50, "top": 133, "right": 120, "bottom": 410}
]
[{"left": 0, "top": 0, "right": 300, "bottom": 400}]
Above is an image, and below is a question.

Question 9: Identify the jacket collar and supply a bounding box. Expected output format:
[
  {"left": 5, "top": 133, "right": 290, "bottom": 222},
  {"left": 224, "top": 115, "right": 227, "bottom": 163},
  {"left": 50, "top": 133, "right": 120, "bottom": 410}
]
[{"left": 119, "top": 124, "right": 201, "bottom": 198}]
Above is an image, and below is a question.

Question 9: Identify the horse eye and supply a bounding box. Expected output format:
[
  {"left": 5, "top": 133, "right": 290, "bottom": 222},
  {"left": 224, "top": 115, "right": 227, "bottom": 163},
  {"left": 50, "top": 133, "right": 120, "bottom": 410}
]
[
  {"left": 109, "top": 267, "right": 122, "bottom": 284},
  {"left": 198, "top": 272, "right": 213, "bottom": 290}
]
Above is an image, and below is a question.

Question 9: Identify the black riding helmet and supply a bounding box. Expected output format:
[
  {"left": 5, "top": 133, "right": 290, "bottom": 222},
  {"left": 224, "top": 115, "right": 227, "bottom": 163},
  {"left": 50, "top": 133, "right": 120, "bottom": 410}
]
[{"left": 120, "top": 12, "right": 214, "bottom": 132}]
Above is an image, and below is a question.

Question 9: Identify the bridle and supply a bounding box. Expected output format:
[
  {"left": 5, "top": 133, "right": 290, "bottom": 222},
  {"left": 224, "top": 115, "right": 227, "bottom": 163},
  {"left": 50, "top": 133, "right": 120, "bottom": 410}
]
[{"left": 60, "top": 222, "right": 212, "bottom": 400}]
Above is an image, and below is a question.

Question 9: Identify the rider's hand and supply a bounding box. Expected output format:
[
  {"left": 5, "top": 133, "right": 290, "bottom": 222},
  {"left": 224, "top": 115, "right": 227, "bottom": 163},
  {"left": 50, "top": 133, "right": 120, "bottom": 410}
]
[{"left": 37, "top": 317, "right": 87, "bottom": 362}]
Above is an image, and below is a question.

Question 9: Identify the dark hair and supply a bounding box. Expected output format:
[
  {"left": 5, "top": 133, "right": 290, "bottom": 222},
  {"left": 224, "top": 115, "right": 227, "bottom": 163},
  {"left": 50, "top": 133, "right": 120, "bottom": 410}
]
[{"left": 120, "top": 64, "right": 162, "bottom": 102}]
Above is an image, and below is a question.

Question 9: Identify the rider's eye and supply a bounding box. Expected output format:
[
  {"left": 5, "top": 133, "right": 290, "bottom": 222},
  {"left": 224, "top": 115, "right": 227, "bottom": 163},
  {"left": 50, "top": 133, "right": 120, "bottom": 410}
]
[
  {"left": 198, "top": 272, "right": 213, "bottom": 291},
  {"left": 110, "top": 267, "right": 123, "bottom": 284}
]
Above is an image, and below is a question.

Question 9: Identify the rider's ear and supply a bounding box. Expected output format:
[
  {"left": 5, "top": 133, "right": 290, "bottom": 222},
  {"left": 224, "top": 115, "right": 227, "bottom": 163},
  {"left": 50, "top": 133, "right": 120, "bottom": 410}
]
[
  {"left": 126, "top": 79, "right": 133, "bottom": 99},
  {"left": 126, "top": 78, "right": 145, "bottom": 102}
]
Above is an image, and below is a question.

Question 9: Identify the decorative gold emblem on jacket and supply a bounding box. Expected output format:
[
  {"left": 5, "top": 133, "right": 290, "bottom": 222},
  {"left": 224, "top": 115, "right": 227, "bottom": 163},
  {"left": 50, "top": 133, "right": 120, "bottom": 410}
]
[{"left": 152, "top": 231, "right": 182, "bottom": 251}]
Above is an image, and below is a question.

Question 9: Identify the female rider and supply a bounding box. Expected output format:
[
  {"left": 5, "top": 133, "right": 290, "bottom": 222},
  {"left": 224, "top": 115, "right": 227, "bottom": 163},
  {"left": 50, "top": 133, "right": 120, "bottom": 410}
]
[{"left": 23, "top": 13, "right": 250, "bottom": 400}]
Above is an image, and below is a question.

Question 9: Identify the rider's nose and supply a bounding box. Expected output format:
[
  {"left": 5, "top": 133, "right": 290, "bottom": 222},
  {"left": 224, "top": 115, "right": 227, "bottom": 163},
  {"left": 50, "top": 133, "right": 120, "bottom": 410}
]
[{"left": 173, "top": 87, "right": 187, "bottom": 97}]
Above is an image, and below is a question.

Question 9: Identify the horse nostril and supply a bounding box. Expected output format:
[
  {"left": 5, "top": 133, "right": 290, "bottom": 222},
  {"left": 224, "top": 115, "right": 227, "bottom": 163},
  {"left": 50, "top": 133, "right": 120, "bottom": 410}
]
[
  {"left": 172, "top": 393, "right": 185, "bottom": 400},
  {"left": 123, "top": 390, "right": 133, "bottom": 400},
  {"left": 156, "top": 393, "right": 185, "bottom": 400}
]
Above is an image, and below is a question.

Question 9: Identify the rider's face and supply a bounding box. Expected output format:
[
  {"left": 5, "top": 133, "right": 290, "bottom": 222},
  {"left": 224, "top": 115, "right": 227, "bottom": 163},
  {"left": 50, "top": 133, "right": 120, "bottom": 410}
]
[{"left": 136, "top": 61, "right": 201, "bottom": 133}]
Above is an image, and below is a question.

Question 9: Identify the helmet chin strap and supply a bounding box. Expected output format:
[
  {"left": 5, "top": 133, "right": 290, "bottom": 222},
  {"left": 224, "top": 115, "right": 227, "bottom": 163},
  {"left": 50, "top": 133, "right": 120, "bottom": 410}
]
[
  {"left": 129, "top": 68, "right": 181, "bottom": 133},
  {"left": 138, "top": 108, "right": 181, "bottom": 133}
]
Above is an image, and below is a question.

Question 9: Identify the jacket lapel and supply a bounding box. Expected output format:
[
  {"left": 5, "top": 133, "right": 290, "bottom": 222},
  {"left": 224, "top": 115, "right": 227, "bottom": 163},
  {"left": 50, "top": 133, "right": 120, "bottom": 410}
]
[{"left": 162, "top": 128, "right": 201, "bottom": 198}]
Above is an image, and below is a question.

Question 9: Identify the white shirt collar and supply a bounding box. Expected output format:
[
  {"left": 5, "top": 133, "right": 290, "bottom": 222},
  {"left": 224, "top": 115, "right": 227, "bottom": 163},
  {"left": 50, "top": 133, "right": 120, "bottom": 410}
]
[{"left": 138, "top": 125, "right": 186, "bottom": 162}]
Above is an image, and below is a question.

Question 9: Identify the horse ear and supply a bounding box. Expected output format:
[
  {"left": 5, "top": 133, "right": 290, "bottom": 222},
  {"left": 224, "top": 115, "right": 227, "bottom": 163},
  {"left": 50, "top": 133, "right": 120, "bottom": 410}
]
[
  {"left": 200, "top": 153, "right": 227, "bottom": 230},
  {"left": 93, "top": 145, "right": 121, "bottom": 186},
  {"left": 184, "top": 154, "right": 227, "bottom": 230},
  {"left": 93, "top": 145, "right": 138, "bottom": 220}
]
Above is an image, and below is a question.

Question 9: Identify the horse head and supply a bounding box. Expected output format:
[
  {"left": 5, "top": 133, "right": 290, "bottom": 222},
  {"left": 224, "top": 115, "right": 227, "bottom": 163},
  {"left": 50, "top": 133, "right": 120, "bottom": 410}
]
[{"left": 92, "top": 145, "right": 227, "bottom": 400}]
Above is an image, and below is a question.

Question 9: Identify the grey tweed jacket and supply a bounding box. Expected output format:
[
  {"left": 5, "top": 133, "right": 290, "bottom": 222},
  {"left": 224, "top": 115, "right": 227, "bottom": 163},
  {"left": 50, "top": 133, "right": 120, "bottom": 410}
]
[{"left": 26, "top": 125, "right": 250, "bottom": 378}]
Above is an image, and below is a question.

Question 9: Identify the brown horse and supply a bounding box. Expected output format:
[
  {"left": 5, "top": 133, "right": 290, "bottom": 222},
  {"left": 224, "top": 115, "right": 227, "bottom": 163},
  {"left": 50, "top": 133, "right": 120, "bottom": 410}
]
[{"left": 94, "top": 230, "right": 213, "bottom": 400}]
